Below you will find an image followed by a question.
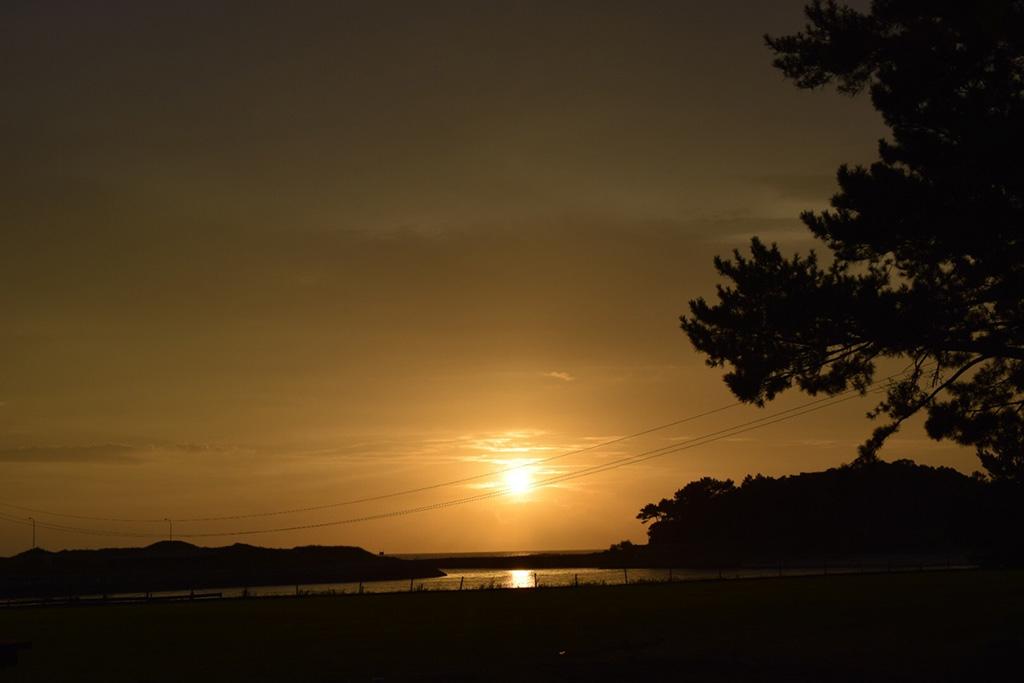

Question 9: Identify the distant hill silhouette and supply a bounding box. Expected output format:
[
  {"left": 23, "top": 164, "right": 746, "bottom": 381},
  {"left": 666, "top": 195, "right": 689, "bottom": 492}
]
[
  {"left": 629, "top": 459, "right": 1024, "bottom": 566},
  {"left": 0, "top": 542, "right": 444, "bottom": 599}
]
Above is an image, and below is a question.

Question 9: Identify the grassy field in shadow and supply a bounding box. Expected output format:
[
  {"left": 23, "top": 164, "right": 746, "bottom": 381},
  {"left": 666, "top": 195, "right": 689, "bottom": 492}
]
[{"left": 2, "top": 569, "right": 1021, "bottom": 682}]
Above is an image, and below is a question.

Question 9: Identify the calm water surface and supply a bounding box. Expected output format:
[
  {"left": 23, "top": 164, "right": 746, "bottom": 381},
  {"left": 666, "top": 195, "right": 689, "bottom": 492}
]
[
  {"left": 56, "top": 562, "right": 966, "bottom": 604},
  {"left": 142, "top": 565, "right": 863, "bottom": 599}
]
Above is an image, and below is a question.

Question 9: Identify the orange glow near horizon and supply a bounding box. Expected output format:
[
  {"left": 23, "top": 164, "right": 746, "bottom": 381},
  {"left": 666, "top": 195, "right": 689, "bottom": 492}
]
[{"left": 0, "top": 1, "right": 981, "bottom": 557}]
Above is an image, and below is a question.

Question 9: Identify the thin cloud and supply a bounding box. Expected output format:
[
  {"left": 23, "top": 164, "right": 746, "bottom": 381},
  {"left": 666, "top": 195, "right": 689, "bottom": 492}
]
[
  {"left": 543, "top": 371, "right": 575, "bottom": 382},
  {"left": 0, "top": 442, "right": 248, "bottom": 465},
  {"left": 0, "top": 444, "right": 140, "bottom": 464},
  {"left": 792, "top": 439, "right": 841, "bottom": 448}
]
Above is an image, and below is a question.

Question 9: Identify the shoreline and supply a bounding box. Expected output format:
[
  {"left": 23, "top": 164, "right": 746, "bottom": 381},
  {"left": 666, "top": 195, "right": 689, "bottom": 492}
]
[
  {"left": 0, "top": 561, "right": 977, "bottom": 609},
  {"left": 2, "top": 569, "right": 1019, "bottom": 681}
]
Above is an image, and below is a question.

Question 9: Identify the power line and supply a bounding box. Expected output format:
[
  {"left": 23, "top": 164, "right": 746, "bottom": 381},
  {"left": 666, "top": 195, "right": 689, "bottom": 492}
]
[
  {"left": 177, "top": 387, "right": 879, "bottom": 538},
  {"left": 0, "top": 511, "right": 152, "bottom": 539},
  {"left": 0, "top": 401, "right": 746, "bottom": 524},
  {"left": 194, "top": 365, "right": 912, "bottom": 525},
  {"left": 0, "top": 381, "right": 890, "bottom": 540},
  {"left": 0, "top": 367, "right": 920, "bottom": 540}
]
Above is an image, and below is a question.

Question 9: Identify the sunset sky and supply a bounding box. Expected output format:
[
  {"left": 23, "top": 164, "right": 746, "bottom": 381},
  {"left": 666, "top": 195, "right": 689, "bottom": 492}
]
[{"left": 0, "top": 0, "right": 974, "bottom": 555}]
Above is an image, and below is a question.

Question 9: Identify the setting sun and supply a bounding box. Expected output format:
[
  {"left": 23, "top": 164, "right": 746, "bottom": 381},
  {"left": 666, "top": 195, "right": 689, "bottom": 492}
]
[{"left": 503, "top": 467, "right": 533, "bottom": 495}]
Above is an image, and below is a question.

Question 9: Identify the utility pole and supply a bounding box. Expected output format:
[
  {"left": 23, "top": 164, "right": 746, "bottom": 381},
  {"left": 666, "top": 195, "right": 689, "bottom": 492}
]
[
  {"left": 164, "top": 518, "right": 173, "bottom": 542},
  {"left": 29, "top": 517, "right": 35, "bottom": 549}
]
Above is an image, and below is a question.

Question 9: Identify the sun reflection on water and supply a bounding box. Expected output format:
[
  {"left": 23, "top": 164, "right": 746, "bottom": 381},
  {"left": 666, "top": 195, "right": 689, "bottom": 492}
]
[{"left": 509, "top": 569, "right": 534, "bottom": 589}]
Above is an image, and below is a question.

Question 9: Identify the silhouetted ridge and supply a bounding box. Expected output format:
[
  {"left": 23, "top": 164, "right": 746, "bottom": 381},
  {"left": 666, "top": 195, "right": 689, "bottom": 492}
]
[{"left": 0, "top": 543, "right": 443, "bottom": 599}]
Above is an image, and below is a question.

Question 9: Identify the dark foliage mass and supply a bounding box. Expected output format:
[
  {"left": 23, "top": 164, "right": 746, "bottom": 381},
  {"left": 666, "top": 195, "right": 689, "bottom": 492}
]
[
  {"left": 682, "top": 1, "right": 1024, "bottom": 478},
  {"left": 637, "top": 459, "right": 1023, "bottom": 565},
  {"left": 0, "top": 542, "right": 443, "bottom": 599}
]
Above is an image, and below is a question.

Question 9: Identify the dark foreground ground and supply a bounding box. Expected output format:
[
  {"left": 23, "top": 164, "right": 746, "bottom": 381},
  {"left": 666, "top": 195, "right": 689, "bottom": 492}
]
[{"left": 1, "top": 569, "right": 1021, "bottom": 682}]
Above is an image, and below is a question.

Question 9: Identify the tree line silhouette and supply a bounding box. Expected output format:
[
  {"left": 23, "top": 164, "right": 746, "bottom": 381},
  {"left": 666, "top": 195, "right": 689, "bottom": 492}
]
[{"left": 633, "top": 459, "right": 1024, "bottom": 566}]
